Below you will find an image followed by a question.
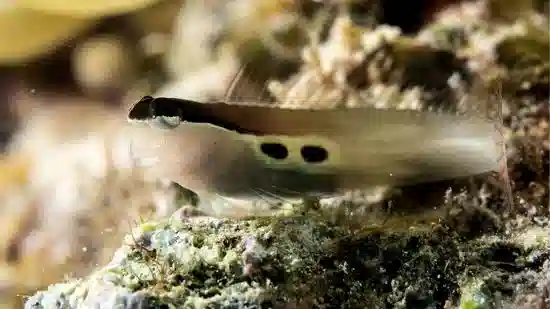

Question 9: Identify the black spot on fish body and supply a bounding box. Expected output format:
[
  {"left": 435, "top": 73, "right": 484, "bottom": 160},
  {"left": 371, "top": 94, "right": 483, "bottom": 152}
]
[
  {"left": 301, "top": 145, "right": 329, "bottom": 163},
  {"left": 260, "top": 142, "right": 289, "bottom": 160}
]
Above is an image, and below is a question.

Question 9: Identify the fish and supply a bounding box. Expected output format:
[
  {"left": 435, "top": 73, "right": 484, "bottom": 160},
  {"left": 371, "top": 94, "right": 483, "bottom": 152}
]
[{"left": 125, "top": 95, "right": 503, "bottom": 217}]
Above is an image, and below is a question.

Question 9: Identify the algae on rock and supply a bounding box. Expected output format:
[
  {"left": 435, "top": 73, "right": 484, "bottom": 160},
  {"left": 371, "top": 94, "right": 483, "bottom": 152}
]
[{"left": 25, "top": 208, "right": 550, "bottom": 308}]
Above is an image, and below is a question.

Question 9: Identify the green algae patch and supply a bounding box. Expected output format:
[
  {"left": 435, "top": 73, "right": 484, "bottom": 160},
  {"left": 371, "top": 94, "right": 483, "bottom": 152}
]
[{"left": 459, "top": 278, "right": 494, "bottom": 309}]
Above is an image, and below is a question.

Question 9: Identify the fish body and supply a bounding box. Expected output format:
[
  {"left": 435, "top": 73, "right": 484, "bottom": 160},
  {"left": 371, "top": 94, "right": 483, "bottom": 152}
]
[{"left": 126, "top": 96, "right": 502, "bottom": 217}]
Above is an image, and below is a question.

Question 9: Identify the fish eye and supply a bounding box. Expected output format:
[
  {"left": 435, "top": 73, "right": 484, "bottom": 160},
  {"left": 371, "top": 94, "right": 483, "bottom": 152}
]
[
  {"left": 300, "top": 145, "right": 328, "bottom": 163},
  {"left": 149, "top": 116, "right": 181, "bottom": 130},
  {"left": 260, "top": 142, "right": 289, "bottom": 160}
]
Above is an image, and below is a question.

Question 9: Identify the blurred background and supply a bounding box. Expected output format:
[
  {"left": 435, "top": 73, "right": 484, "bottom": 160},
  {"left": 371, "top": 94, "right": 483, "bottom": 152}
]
[{"left": 0, "top": 0, "right": 547, "bottom": 308}]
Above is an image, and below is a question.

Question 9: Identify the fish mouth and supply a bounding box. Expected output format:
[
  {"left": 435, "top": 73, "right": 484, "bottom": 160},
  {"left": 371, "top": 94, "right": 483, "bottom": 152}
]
[{"left": 127, "top": 95, "right": 155, "bottom": 121}]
